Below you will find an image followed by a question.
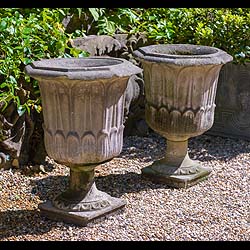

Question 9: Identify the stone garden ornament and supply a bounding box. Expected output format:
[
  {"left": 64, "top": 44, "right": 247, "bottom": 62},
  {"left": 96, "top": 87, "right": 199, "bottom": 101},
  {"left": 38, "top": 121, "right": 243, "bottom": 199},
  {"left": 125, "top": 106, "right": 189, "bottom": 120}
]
[
  {"left": 25, "top": 57, "right": 142, "bottom": 226},
  {"left": 134, "top": 44, "right": 232, "bottom": 188}
]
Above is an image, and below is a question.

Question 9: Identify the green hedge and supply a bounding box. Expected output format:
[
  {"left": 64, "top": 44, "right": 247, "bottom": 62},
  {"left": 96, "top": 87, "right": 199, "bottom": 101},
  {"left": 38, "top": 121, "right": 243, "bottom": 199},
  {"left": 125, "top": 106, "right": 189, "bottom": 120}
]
[{"left": 87, "top": 8, "right": 250, "bottom": 64}]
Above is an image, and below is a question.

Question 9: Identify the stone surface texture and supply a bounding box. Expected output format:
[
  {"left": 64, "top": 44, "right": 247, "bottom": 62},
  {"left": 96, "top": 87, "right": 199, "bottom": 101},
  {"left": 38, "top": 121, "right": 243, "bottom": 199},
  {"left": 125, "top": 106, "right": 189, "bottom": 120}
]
[
  {"left": 72, "top": 35, "right": 126, "bottom": 57},
  {"left": 24, "top": 56, "right": 142, "bottom": 225},
  {"left": 71, "top": 34, "right": 152, "bottom": 137},
  {"left": 25, "top": 57, "right": 142, "bottom": 166},
  {"left": 134, "top": 44, "right": 233, "bottom": 187},
  {"left": 208, "top": 62, "right": 250, "bottom": 140}
]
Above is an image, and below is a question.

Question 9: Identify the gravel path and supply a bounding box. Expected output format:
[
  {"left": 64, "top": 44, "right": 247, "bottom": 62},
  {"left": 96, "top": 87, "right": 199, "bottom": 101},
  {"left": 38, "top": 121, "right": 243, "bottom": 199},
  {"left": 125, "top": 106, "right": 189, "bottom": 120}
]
[{"left": 0, "top": 132, "right": 249, "bottom": 241}]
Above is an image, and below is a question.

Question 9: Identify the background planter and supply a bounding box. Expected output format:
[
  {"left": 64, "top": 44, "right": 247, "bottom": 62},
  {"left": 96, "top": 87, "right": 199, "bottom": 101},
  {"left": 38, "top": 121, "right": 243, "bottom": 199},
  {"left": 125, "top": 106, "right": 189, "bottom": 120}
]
[
  {"left": 207, "top": 62, "right": 250, "bottom": 140},
  {"left": 134, "top": 44, "right": 232, "bottom": 188},
  {"left": 25, "top": 57, "right": 142, "bottom": 226}
]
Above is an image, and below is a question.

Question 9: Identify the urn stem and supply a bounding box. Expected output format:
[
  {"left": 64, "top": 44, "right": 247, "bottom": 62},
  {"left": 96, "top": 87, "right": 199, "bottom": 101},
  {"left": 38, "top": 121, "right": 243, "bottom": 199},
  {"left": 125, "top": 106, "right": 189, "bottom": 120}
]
[
  {"left": 52, "top": 165, "right": 96, "bottom": 206},
  {"left": 69, "top": 165, "right": 95, "bottom": 194},
  {"left": 165, "top": 140, "right": 188, "bottom": 166}
]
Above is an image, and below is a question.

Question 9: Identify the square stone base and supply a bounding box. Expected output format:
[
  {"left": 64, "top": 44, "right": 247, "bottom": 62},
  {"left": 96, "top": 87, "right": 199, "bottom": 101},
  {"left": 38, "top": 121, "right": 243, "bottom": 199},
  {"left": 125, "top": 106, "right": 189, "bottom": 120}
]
[
  {"left": 39, "top": 197, "right": 126, "bottom": 226},
  {"left": 142, "top": 166, "right": 212, "bottom": 188}
]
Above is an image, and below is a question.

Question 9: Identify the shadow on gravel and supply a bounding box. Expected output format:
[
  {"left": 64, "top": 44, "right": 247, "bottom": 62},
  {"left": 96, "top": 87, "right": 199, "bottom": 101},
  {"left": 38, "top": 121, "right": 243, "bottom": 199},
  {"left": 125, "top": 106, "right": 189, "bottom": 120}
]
[
  {"left": 30, "top": 175, "right": 69, "bottom": 202},
  {"left": 96, "top": 172, "right": 172, "bottom": 197},
  {"left": 0, "top": 172, "right": 156, "bottom": 238},
  {"left": 189, "top": 134, "right": 250, "bottom": 161},
  {"left": 3, "top": 133, "right": 248, "bottom": 239},
  {"left": 27, "top": 134, "right": 250, "bottom": 208},
  {"left": 29, "top": 171, "right": 172, "bottom": 204},
  {"left": 121, "top": 132, "right": 250, "bottom": 163},
  {"left": 0, "top": 173, "right": 169, "bottom": 236},
  {"left": 0, "top": 209, "right": 55, "bottom": 239}
]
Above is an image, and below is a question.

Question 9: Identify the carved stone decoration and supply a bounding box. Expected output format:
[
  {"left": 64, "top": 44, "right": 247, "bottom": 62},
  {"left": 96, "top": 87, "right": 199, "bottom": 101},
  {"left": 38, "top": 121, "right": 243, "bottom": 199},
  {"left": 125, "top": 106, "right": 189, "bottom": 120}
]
[
  {"left": 134, "top": 44, "right": 232, "bottom": 188},
  {"left": 113, "top": 33, "right": 152, "bottom": 136},
  {"left": 114, "top": 33, "right": 152, "bottom": 66},
  {"left": 207, "top": 62, "right": 250, "bottom": 140},
  {"left": 0, "top": 101, "right": 26, "bottom": 169},
  {"left": 72, "top": 33, "right": 152, "bottom": 137},
  {"left": 25, "top": 56, "right": 142, "bottom": 226},
  {"left": 71, "top": 35, "right": 126, "bottom": 57},
  {"left": 123, "top": 72, "right": 148, "bottom": 136}
]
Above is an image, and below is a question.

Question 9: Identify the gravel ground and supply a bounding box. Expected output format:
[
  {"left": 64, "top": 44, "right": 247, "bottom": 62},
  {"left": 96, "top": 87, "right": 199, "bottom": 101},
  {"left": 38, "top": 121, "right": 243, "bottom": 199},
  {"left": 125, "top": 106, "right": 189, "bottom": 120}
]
[{"left": 0, "top": 132, "right": 249, "bottom": 241}]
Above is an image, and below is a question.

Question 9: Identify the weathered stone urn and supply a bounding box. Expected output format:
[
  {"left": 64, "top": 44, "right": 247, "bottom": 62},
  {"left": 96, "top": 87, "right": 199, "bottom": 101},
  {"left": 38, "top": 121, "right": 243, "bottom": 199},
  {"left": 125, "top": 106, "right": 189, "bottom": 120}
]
[
  {"left": 134, "top": 44, "right": 232, "bottom": 188},
  {"left": 25, "top": 57, "right": 142, "bottom": 225}
]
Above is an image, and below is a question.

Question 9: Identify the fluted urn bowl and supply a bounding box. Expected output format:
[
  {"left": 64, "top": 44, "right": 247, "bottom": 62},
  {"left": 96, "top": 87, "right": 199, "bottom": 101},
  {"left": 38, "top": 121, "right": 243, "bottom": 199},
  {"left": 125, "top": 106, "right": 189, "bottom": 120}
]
[
  {"left": 134, "top": 44, "right": 232, "bottom": 188},
  {"left": 25, "top": 57, "right": 142, "bottom": 225}
]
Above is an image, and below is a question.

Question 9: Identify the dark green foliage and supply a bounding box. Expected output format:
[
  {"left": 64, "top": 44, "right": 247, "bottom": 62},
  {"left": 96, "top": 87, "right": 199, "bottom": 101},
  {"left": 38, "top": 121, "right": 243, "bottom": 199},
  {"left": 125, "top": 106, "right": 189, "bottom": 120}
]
[
  {"left": 83, "top": 8, "right": 250, "bottom": 64},
  {"left": 0, "top": 8, "right": 87, "bottom": 118}
]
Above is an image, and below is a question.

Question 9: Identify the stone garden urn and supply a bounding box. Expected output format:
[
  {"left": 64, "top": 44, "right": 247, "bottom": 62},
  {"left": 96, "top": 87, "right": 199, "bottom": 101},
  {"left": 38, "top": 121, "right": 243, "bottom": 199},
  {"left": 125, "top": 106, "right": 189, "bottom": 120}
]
[
  {"left": 25, "top": 57, "right": 142, "bottom": 225},
  {"left": 134, "top": 44, "right": 232, "bottom": 188}
]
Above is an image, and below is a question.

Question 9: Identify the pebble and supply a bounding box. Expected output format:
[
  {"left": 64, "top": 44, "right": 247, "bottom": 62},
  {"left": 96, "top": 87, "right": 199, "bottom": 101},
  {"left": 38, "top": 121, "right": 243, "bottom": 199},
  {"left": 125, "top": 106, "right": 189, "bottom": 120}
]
[{"left": 0, "top": 132, "right": 249, "bottom": 241}]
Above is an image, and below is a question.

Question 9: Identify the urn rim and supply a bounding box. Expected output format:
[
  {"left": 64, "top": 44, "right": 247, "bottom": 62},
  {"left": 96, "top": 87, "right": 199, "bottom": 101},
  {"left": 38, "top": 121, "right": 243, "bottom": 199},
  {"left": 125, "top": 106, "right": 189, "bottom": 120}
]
[
  {"left": 30, "top": 57, "right": 124, "bottom": 71},
  {"left": 25, "top": 56, "right": 142, "bottom": 80},
  {"left": 133, "top": 44, "right": 233, "bottom": 66}
]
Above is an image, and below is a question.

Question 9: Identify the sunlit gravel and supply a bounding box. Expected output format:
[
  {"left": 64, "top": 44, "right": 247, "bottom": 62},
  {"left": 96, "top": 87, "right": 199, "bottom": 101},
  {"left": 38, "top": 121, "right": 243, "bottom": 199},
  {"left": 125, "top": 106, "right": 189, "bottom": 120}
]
[{"left": 0, "top": 132, "right": 249, "bottom": 241}]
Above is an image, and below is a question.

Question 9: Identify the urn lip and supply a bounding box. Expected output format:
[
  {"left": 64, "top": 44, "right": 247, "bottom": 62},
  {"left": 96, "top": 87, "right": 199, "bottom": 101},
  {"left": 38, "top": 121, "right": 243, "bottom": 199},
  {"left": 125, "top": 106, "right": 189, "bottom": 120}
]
[
  {"left": 133, "top": 44, "right": 233, "bottom": 66},
  {"left": 25, "top": 56, "right": 142, "bottom": 80},
  {"left": 30, "top": 57, "right": 123, "bottom": 71}
]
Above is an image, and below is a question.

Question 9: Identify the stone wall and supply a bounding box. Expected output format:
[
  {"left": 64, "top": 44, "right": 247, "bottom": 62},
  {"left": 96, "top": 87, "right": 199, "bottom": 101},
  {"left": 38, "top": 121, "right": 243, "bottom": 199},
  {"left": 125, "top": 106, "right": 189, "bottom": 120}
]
[{"left": 207, "top": 62, "right": 250, "bottom": 140}]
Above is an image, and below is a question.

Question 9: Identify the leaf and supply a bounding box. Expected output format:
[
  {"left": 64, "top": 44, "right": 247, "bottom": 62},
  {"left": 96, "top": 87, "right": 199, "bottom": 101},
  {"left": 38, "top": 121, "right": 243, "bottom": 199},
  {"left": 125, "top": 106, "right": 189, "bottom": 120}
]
[
  {"left": 236, "top": 52, "right": 246, "bottom": 58},
  {"left": 23, "top": 58, "right": 32, "bottom": 65},
  {"left": 78, "top": 51, "right": 90, "bottom": 58},
  {"left": 77, "top": 8, "right": 82, "bottom": 19},
  {"left": 34, "top": 104, "right": 42, "bottom": 113},
  {"left": 23, "top": 27, "right": 32, "bottom": 34},
  {"left": 0, "top": 20, "right": 7, "bottom": 30},
  {"left": 15, "top": 96, "right": 21, "bottom": 106},
  {"left": 89, "top": 8, "right": 99, "bottom": 21},
  {"left": 7, "top": 26, "right": 15, "bottom": 35},
  {"left": 0, "top": 82, "right": 8, "bottom": 88},
  {"left": 9, "top": 75, "right": 17, "bottom": 84},
  {"left": 7, "top": 47, "right": 13, "bottom": 54},
  {"left": 14, "top": 46, "right": 23, "bottom": 50},
  {"left": 58, "top": 9, "right": 66, "bottom": 16}
]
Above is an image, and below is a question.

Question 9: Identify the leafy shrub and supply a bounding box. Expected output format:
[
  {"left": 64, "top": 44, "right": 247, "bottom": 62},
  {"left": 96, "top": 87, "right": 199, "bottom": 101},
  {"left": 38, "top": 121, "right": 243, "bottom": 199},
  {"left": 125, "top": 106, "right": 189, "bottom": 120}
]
[
  {"left": 85, "top": 8, "right": 250, "bottom": 64},
  {"left": 0, "top": 8, "right": 87, "bottom": 118}
]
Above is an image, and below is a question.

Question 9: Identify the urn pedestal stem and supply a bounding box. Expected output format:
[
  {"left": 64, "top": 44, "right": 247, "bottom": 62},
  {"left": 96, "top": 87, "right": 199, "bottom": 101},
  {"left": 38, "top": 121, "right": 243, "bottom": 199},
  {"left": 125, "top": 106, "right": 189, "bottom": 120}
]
[
  {"left": 164, "top": 140, "right": 188, "bottom": 166},
  {"left": 68, "top": 166, "right": 95, "bottom": 199},
  {"left": 46, "top": 164, "right": 124, "bottom": 219},
  {"left": 53, "top": 165, "right": 96, "bottom": 208},
  {"left": 142, "top": 139, "right": 211, "bottom": 188}
]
